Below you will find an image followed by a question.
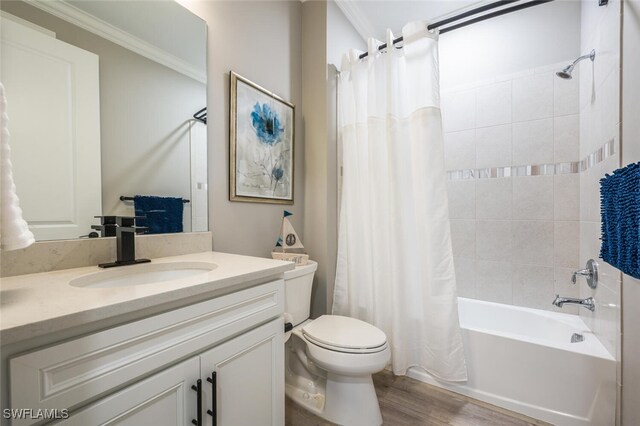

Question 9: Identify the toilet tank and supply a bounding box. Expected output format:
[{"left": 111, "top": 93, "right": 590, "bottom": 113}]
[{"left": 284, "top": 260, "right": 317, "bottom": 326}]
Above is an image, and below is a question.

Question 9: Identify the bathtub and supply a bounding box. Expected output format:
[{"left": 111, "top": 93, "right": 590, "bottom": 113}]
[{"left": 407, "top": 298, "right": 617, "bottom": 426}]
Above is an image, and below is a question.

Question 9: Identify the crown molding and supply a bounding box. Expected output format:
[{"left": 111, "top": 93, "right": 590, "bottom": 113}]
[
  {"left": 25, "top": 0, "right": 206, "bottom": 84},
  {"left": 334, "top": 0, "right": 374, "bottom": 43}
]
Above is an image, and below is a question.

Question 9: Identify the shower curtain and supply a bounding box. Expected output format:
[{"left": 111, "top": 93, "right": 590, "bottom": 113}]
[{"left": 332, "top": 22, "right": 467, "bottom": 381}]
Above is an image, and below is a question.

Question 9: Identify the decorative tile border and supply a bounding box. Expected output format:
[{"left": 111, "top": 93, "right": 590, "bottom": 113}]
[{"left": 447, "top": 139, "right": 615, "bottom": 181}]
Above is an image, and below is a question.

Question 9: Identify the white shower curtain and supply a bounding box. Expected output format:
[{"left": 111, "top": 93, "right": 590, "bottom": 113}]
[{"left": 332, "top": 22, "right": 467, "bottom": 381}]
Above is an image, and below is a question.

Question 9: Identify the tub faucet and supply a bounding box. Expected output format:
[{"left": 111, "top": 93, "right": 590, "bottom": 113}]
[{"left": 552, "top": 295, "right": 596, "bottom": 312}]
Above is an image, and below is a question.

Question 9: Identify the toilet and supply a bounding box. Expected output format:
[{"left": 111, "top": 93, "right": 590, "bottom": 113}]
[{"left": 284, "top": 260, "right": 390, "bottom": 426}]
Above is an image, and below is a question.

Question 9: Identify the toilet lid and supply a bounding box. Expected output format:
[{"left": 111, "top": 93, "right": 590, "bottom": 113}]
[{"left": 302, "top": 315, "right": 387, "bottom": 352}]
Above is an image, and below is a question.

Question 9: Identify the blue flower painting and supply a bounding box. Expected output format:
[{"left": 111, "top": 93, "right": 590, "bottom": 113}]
[
  {"left": 231, "top": 72, "right": 294, "bottom": 203},
  {"left": 251, "top": 103, "right": 283, "bottom": 146}
]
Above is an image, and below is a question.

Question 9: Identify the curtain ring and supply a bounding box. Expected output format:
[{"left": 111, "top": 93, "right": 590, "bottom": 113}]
[{"left": 386, "top": 29, "right": 395, "bottom": 53}]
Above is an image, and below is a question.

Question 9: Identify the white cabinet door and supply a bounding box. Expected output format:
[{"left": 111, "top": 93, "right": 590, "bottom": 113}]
[
  {"left": 59, "top": 358, "right": 200, "bottom": 426},
  {"left": 199, "top": 318, "right": 284, "bottom": 426},
  {"left": 1, "top": 15, "right": 101, "bottom": 240}
]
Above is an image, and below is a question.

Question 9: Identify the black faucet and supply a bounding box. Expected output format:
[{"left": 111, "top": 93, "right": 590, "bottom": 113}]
[
  {"left": 98, "top": 216, "right": 150, "bottom": 268},
  {"left": 92, "top": 215, "right": 117, "bottom": 237}
]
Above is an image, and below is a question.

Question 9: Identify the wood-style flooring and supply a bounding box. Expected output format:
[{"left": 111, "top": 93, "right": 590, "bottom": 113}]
[{"left": 285, "top": 370, "right": 550, "bottom": 426}]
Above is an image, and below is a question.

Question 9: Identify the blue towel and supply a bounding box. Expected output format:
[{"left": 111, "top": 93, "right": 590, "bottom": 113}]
[
  {"left": 600, "top": 162, "right": 640, "bottom": 279},
  {"left": 133, "top": 195, "right": 184, "bottom": 234}
]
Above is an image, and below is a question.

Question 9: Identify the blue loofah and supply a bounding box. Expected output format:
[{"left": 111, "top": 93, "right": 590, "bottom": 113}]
[{"left": 600, "top": 162, "right": 640, "bottom": 279}]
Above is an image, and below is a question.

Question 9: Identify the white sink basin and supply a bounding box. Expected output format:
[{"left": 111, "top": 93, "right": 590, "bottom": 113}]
[{"left": 70, "top": 262, "right": 218, "bottom": 288}]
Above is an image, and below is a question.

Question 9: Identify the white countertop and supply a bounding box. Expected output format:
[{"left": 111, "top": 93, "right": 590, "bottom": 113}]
[{"left": 0, "top": 251, "right": 294, "bottom": 345}]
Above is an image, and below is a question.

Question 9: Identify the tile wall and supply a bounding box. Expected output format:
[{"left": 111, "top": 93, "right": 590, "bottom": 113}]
[
  {"left": 577, "top": 0, "right": 621, "bottom": 360},
  {"left": 442, "top": 62, "right": 582, "bottom": 314},
  {"left": 441, "top": 0, "right": 622, "bottom": 363}
]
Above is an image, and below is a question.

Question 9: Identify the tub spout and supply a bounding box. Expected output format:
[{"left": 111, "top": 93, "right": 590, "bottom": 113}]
[{"left": 552, "top": 295, "right": 596, "bottom": 312}]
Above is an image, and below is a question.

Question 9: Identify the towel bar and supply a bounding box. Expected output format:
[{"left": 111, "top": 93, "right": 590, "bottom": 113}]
[{"left": 120, "top": 196, "right": 190, "bottom": 203}]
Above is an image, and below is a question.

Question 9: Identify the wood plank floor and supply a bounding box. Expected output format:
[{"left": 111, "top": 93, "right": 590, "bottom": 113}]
[{"left": 285, "top": 370, "right": 550, "bottom": 426}]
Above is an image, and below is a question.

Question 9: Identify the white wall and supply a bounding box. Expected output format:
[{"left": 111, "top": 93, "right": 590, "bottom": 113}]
[
  {"left": 166, "top": 0, "right": 362, "bottom": 318},
  {"left": 327, "top": 0, "right": 366, "bottom": 67},
  {"left": 439, "top": 0, "right": 581, "bottom": 88},
  {"left": 621, "top": 1, "right": 640, "bottom": 424},
  {"left": 297, "top": 1, "right": 365, "bottom": 317},
  {"left": 178, "top": 1, "right": 304, "bottom": 258},
  {"left": 301, "top": 0, "right": 329, "bottom": 317}
]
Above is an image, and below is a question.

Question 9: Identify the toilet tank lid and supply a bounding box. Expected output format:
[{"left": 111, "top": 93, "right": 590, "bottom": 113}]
[
  {"left": 283, "top": 260, "right": 318, "bottom": 280},
  {"left": 302, "top": 315, "right": 387, "bottom": 350}
]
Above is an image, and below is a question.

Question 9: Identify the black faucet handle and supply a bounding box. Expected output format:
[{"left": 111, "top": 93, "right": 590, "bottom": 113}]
[
  {"left": 94, "top": 215, "right": 117, "bottom": 225},
  {"left": 115, "top": 216, "right": 146, "bottom": 227},
  {"left": 91, "top": 224, "right": 117, "bottom": 229},
  {"left": 92, "top": 222, "right": 117, "bottom": 237}
]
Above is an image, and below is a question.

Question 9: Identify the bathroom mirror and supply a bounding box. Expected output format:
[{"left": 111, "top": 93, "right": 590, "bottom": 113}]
[{"left": 0, "top": 0, "right": 207, "bottom": 241}]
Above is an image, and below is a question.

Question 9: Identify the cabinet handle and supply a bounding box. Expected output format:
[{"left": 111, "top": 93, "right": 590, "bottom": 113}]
[
  {"left": 284, "top": 322, "right": 293, "bottom": 333},
  {"left": 207, "top": 371, "right": 217, "bottom": 425},
  {"left": 191, "top": 379, "right": 202, "bottom": 426}
]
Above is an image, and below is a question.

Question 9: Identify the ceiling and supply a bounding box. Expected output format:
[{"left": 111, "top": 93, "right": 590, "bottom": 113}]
[{"left": 336, "top": 0, "right": 485, "bottom": 41}]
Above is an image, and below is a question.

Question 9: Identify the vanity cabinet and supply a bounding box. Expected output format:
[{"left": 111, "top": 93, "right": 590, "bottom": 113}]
[
  {"left": 9, "top": 280, "right": 285, "bottom": 426},
  {"left": 59, "top": 319, "right": 283, "bottom": 426}
]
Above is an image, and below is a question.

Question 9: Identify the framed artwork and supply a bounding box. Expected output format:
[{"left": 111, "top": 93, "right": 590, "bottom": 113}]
[{"left": 229, "top": 71, "right": 294, "bottom": 204}]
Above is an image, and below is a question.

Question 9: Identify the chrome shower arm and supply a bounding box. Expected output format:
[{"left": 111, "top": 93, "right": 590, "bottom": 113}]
[
  {"left": 556, "top": 49, "right": 596, "bottom": 79},
  {"left": 571, "top": 49, "right": 596, "bottom": 66}
]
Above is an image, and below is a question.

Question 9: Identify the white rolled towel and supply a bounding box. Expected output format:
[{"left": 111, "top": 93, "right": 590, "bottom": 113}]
[{"left": 1, "top": 82, "right": 35, "bottom": 251}]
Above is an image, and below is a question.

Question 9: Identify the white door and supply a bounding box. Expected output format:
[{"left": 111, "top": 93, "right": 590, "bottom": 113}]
[
  {"left": 59, "top": 357, "right": 200, "bottom": 425},
  {"left": 1, "top": 15, "right": 101, "bottom": 240},
  {"left": 199, "top": 319, "right": 284, "bottom": 426}
]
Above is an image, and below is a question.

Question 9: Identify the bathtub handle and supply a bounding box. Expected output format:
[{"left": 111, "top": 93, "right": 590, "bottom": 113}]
[
  {"left": 571, "top": 269, "right": 590, "bottom": 283},
  {"left": 571, "top": 259, "right": 598, "bottom": 289}
]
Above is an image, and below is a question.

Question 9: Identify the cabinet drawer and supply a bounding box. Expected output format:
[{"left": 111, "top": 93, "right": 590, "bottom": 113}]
[{"left": 10, "top": 279, "right": 283, "bottom": 424}]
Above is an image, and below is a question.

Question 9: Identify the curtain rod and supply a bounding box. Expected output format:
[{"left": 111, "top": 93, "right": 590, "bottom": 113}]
[{"left": 357, "top": 0, "right": 555, "bottom": 60}]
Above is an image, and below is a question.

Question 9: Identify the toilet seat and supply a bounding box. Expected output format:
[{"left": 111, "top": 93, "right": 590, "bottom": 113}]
[
  {"left": 302, "top": 315, "right": 388, "bottom": 354},
  {"left": 302, "top": 332, "right": 391, "bottom": 377},
  {"left": 303, "top": 335, "right": 388, "bottom": 354}
]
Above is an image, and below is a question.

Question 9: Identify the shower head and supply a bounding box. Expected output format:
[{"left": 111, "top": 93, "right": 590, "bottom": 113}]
[
  {"left": 556, "top": 49, "right": 596, "bottom": 80},
  {"left": 556, "top": 65, "right": 574, "bottom": 79}
]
